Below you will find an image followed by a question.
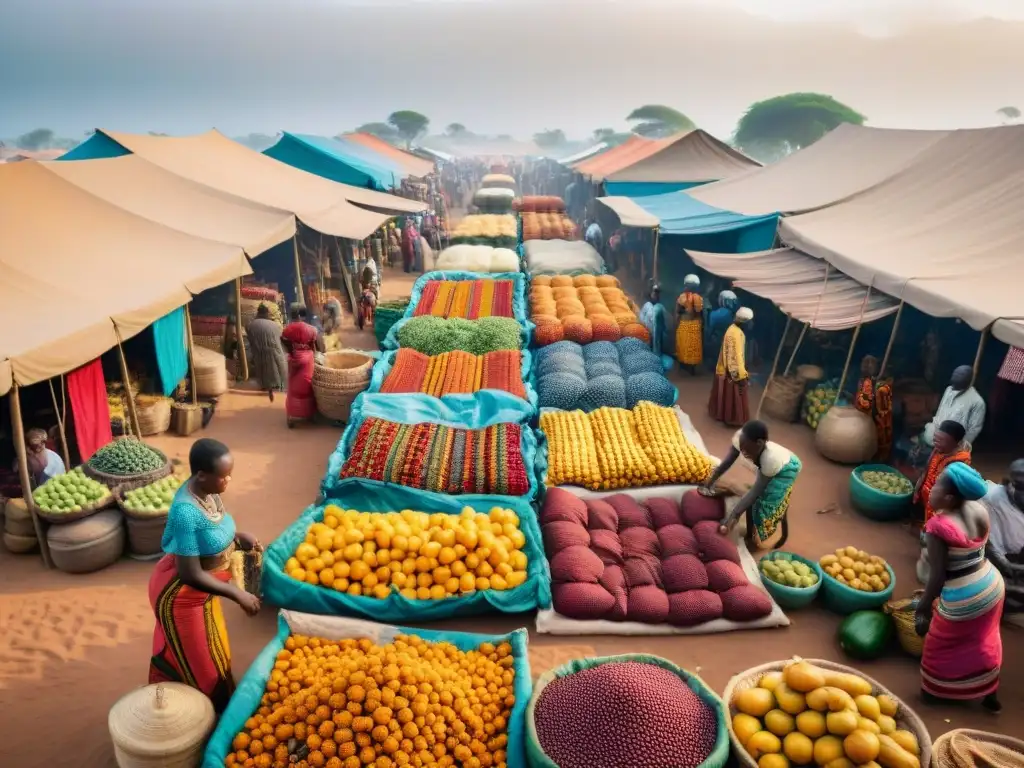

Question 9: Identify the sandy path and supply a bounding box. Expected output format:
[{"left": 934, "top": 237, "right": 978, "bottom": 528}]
[{"left": 0, "top": 267, "right": 1020, "bottom": 765}]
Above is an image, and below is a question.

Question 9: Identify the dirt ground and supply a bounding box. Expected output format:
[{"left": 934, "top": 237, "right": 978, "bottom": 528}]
[{"left": 0, "top": 266, "right": 1020, "bottom": 766}]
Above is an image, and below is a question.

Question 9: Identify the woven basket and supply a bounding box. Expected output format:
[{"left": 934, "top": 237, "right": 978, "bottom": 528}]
[
  {"left": 171, "top": 403, "right": 203, "bottom": 437},
  {"left": 373, "top": 300, "right": 410, "bottom": 347},
  {"left": 114, "top": 487, "right": 170, "bottom": 559},
  {"left": 722, "top": 658, "right": 931, "bottom": 768},
  {"left": 136, "top": 397, "right": 172, "bottom": 436},
  {"left": 35, "top": 488, "right": 116, "bottom": 524},
  {"left": 48, "top": 509, "right": 126, "bottom": 574},
  {"left": 192, "top": 335, "right": 224, "bottom": 353},
  {"left": 109, "top": 682, "right": 215, "bottom": 768},
  {"left": 885, "top": 590, "right": 924, "bottom": 657},
  {"left": 192, "top": 347, "right": 228, "bottom": 397},
  {"left": 762, "top": 376, "right": 806, "bottom": 423},
  {"left": 932, "top": 729, "right": 1024, "bottom": 768},
  {"left": 4, "top": 497, "right": 36, "bottom": 537},
  {"left": 312, "top": 351, "right": 373, "bottom": 421},
  {"left": 84, "top": 443, "right": 173, "bottom": 492},
  {"left": 796, "top": 364, "right": 825, "bottom": 383},
  {"left": 230, "top": 548, "right": 263, "bottom": 598}
]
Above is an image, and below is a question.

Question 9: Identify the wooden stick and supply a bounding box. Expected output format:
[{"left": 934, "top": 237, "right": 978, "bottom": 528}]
[
  {"left": 10, "top": 383, "right": 54, "bottom": 568},
  {"left": 782, "top": 322, "right": 809, "bottom": 377},
  {"left": 184, "top": 304, "right": 198, "bottom": 405},
  {"left": 783, "top": 263, "right": 831, "bottom": 376},
  {"left": 971, "top": 326, "right": 990, "bottom": 386},
  {"left": 834, "top": 286, "right": 873, "bottom": 406},
  {"left": 652, "top": 227, "right": 661, "bottom": 283},
  {"left": 877, "top": 299, "right": 905, "bottom": 378},
  {"left": 756, "top": 314, "right": 793, "bottom": 419},
  {"left": 234, "top": 279, "right": 249, "bottom": 382},
  {"left": 47, "top": 377, "right": 71, "bottom": 468},
  {"left": 115, "top": 328, "right": 142, "bottom": 437},
  {"left": 292, "top": 231, "right": 304, "bottom": 307}
]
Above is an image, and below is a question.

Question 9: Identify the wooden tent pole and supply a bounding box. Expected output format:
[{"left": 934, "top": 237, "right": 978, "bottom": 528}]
[
  {"left": 115, "top": 328, "right": 142, "bottom": 437},
  {"left": 782, "top": 323, "right": 809, "bottom": 377},
  {"left": 971, "top": 327, "right": 990, "bottom": 387},
  {"left": 234, "top": 279, "right": 249, "bottom": 383},
  {"left": 834, "top": 286, "right": 873, "bottom": 407},
  {"left": 756, "top": 315, "right": 793, "bottom": 419},
  {"left": 292, "top": 232, "right": 304, "bottom": 307},
  {"left": 783, "top": 263, "right": 832, "bottom": 376},
  {"left": 184, "top": 305, "right": 198, "bottom": 404},
  {"left": 877, "top": 299, "right": 905, "bottom": 378},
  {"left": 47, "top": 377, "right": 71, "bottom": 468},
  {"left": 652, "top": 227, "right": 661, "bottom": 283},
  {"left": 11, "top": 383, "right": 54, "bottom": 568}
]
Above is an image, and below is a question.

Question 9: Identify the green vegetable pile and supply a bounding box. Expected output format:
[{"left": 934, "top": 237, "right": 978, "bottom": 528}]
[
  {"left": 761, "top": 553, "right": 819, "bottom": 589},
  {"left": 859, "top": 469, "right": 913, "bottom": 495},
  {"left": 33, "top": 468, "right": 109, "bottom": 514},
  {"left": 122, "top": 475, "right": 183, "bottom": 515},
  {"left": 396, "top": 316, "right": 521, "bottom": 355},
  {"left": 88, "top": 437, "right": 165, "bottom": 476}
]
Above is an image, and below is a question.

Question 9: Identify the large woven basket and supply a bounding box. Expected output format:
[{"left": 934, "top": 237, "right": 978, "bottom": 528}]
[
  {"left": 762, "top": 376, "right": 806, "bottom": 423},
  {"left": 722, "top": 658, "right": 932, "bottom": 768},
  {"left": 136, "top": 397, "right": 172, "bottom": 436},
  {"left": 932, "top": 729, "right": 1024, "bottom": 768},
  {"left": 83, "top": 443, "right": 173, "bottom": 492},
  {"left": 885, "top": 590, "right": 924, "bottom": 657},
  {"left": 192, "top": 347, "right": 228, "bottom": 397},
  {"left": 192, "top": 335, "right": 224, "bottom": 354},
  {"left": 114, "top": 487, "right": 169, "bottom": 559},
  {"left": 312, "top": 351, "right": 373, "bottom": 421}
]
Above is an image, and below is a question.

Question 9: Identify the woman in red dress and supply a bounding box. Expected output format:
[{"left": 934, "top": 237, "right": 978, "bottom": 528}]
[{"left": 280, "top": 305, "right": 322, "bottom": 427}]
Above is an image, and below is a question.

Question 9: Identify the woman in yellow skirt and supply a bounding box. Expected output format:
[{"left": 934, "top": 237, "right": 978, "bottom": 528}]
[{"left": 675, "top": 274, "right": 704, "bottom": 374}]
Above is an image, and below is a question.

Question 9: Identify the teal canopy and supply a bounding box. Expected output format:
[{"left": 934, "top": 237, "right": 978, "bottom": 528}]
[
  {"left": 604, "top": 180, "right": 705, "bottom": 197},
  {"left": 263, "top": 133, "right": 403, "bottom": 191},
  {"left": 58, "top": 132, "right": 130, "bottom": 160}
]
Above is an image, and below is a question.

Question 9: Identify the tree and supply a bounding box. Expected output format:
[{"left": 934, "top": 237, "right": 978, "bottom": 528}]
[
  {"left": 16, "top": 127, "right": 55, "bottom": 150},
  {"left": 592, "top": 128, "right": 632, "bottom": 147},
  {"left": 354, "top": 122, "right": 400, "bottom": 143},
  {"left": 626, "top": 106, "right": 695, "bottom": 138},
  {"left": 997, "top": 106, "right": 1021, "bottom": 124},
  {"left": 387, "top": 111, "right": 430, "bottom": 148},
  {"left": 533, "top": 129, "right": 568, "bottom": 149},
  {"left": 733, "top": 93, "right": 866, "bottom": 157},
  {"left": 445, "top": 123, "right": 468, "bottom": 138}
]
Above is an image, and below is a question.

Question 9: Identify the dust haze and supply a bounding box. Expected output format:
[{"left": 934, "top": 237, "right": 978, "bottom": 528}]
[{"left": 2, "top": 0, "right": 1022, "bottom": 139}]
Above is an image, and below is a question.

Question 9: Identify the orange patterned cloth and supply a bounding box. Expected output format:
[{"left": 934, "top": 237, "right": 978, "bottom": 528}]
[{"left": 916, "top": 448, "right": 972, "bottom": 522}]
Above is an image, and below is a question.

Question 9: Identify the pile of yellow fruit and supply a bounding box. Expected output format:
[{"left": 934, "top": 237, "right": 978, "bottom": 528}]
[
  {"left": 819, "top": 548, "right": 891, "bottom": 593},
  {"left": 541, "top": 401, "right": 713, "bottom": 490},
  {"left": 731, "top": 660, "right": 922, "bottom": 768},
  {"left": 451, "top": 215, "right": 517, "bottom": 240},
  {"left": 285, "top": 506, "right": 529, "bottom": 600},
  {"left": 225, "top": 632, "right": 516, "bottom": 768}
]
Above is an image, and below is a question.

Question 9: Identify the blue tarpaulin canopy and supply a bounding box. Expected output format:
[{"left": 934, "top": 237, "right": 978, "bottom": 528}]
[
  {"left": 603, "top": 181, "right": 704, "bottom": 197},
  {"left": 264, "top": 133, "right": 404, "bottom": 191}
]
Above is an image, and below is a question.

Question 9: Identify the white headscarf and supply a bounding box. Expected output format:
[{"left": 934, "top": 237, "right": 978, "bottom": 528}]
[
  {"left": 735, "top": 307, "right": 754, "bottom": 322},
  {"left": 684, "top": 274, "right": 700, "bottom": 288}
]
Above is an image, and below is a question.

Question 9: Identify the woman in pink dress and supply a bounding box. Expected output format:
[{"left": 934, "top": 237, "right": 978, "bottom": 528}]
[
  {"left": 916, "top": 462, "right": 1005, "bottom": 711},
  {"left": 280, "top": 305, "right": 321, "bottom": 427}
]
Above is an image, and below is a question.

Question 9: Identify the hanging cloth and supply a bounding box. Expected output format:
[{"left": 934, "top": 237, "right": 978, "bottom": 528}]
[
  {"left": 997, "top": 346, "right": 1024, "bottom": 385},
  {"left": 152, "top": 308, "right": 188, "bottom": 396},
  {"left": 67, "top": 359, "right": 112, "bottom": 460}
]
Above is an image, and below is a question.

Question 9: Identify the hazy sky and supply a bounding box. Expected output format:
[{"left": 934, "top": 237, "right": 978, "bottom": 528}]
[{"left": 3, "top": 0, "right": 1023, "bottom": 141}]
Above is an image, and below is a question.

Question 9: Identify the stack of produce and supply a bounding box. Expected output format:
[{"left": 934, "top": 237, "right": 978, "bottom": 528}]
[
  {"left": 857, "top": 468, "right": 913, "bottom": 496},
  {"left": 729, "top": 660, "right": 924, "bottom": 768},
  {"left": 87, "top": 438, "right": 167, "bottom": 479},
  {"left": 223, "top": 632, "right": 517, "bottom": 768},
  {"left": 820, "top": 548, "right": 892, "bottom": 594},
  {"left": 801, "top": 381, "right": 847, "bottom": 430},
  {"left": 531, "top": 275, "right": 648, "bottom": 346},
  {"left": 520, "top": 211, "right": 577, "bottom": 241},
  {"left": 434, "top": 244, "right": 519, "bottom": 273},
  {"left": 451, "top": 214, "right": 518, "bottom": 248},
  {"left": 189, "top": 314, "right": 229, "bottom": 337},
  {"left": 412, "top": 279, "right": 515, "bottom": 319},
  {"left": 535, "top": 338, "right": 673, "bottom": 410},
  {"left": 482, "top": 173, "right": 516, "bottom": 188},
  {"left": 523, "top": 240, "right": 604, "bottom": 277},
  {"left": 239, "top": 285, "right": 284, "bottom": 326},
  {"left": 531, "top": 658, "right": 725, "bottom": 768},
  {"left": 515, "top": 195, "right": 565, "bottom": 213},
  {"left": 381, "top": 348, "right": 526, "bottom": 399},
  {"left": 340, "top": 418, "right": 530, "bottom": 497},
  {"left": 240, "top": 285, "right": 281, "bottom": 303},
  {"left": 283, "top": 504, "right": 529, "bottom": 599},
  {"left": 374, "top": 298, "right": 410, "bottom": 348},
  {"left": 541, "top": 488, "right": 774, "bottom": 625},
  {"left": 541, "top": 402, "right": 714, "bottom": 490},
  {"left": 760, "top": 555, "right": 819, "bottom": 589},
  {"left": 395, "top": 316, "right": 522, "bottom": 355},
  {"left": 32, "top": 468, "right": 112, "bottom": 518},
  {"left": 119, "top": 475, "right": 183, "bottom": 515}
]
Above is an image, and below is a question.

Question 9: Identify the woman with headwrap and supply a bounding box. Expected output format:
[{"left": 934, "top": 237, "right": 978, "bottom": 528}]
[
  {"left": 401, "top": 219, "right": 416, "bottom": 273},
  {"left": 675, "top": 274, "right": 704, "bottom": 373},
  {"left": 709, "top": 307, "right": 753, "bottom": 426},
  {"left": 706, "top": 290, "right": 739, "bottom": 365},
  {"left": 915, "top": 420, "right": 973, "bottom": 524},
  {"left": 854, "top": 355, "right": 895, "bottom": 462},
  {"left": 280, "top": 305, "right": 321, "bottom": 427},
  {"left": 916, "top": 462, "right": 1004, "bottom": 712},
  {"left": 639, "top": 283, "right": 667, "bottom": 357}
]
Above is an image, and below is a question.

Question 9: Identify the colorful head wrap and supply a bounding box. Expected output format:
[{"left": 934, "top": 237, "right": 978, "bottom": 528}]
[{"left": 942, "top": 462, "right": 988, "bottom": 501}]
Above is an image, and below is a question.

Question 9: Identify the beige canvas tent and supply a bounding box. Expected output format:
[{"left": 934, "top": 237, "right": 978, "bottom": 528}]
[
  {"left": 0, "top": 161, "right": 253, "bottom": 395},
  {"left": 778, "top": 125, "right": 1024, "bottom": 347},
  {"left": 689, "top": 124, "right": 948, "bottom": 215},
  {"left": 604, "top": 130, "right": 760, "bottom": 184}
]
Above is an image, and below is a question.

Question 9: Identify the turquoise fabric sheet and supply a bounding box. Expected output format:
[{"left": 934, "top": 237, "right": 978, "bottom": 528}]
[
  {"left": 262, "top": 479, "right": 551, "bottom": 620},
  {"left": 264, "top": 132, "right": 402, "bottom": 191},
  {"left": 202, "top": 612, "right": 533, "bottom": 768},
  {"left": 402, "top": 270, "right": 529, "bottom": 323},
  {"left": 627, "top": 190, "right": 779, "bottom": 242},
  {"left": 151, "top": 307, "right": 188, "bottom": 396},
  {"left": 368, "top": 347, "right": 539, "bottom": 409},
  {"left": 321, "top": 392, "right": 539, "bottom": 500},
  {"left": 57, "top": 131, "right": 130, "bottom": 160},
  {"left": 604, "top": 180, "right": 705, "bottom": 197}
]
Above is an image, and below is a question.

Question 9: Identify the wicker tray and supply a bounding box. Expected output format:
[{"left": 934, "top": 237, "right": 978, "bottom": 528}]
[
  {"left": 83, "top": 445, "right": 173, "bottom": 492},
  {"left": 35, "top": 488, "right": 115, "bottom": 525},
  {"left": 932, "top": 729, "right": 1024, "bottom": 768},
  {"left": 722, "top": 658, "right": 932, "bottom": 768}
]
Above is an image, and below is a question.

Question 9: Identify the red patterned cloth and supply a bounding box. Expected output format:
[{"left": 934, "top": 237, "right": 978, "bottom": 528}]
[{"left": 997, "top": 346, "right": 1024, "bottom": 384}]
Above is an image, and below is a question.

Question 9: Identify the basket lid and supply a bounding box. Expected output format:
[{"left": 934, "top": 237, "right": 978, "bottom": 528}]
[{"left": 108, "top": 682, "right": 215, "bottom": 756}]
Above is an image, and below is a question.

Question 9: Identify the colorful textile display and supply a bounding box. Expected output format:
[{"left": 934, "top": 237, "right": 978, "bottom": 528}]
[
  {"left": 413, "top": 279, "right": 515, "bottom": 319},
  {"left": 381, "top": 348, "right": 526, "bottom": 399},
  {"left": 341, "top": 417, "right": 530, "bottom": 496}
]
